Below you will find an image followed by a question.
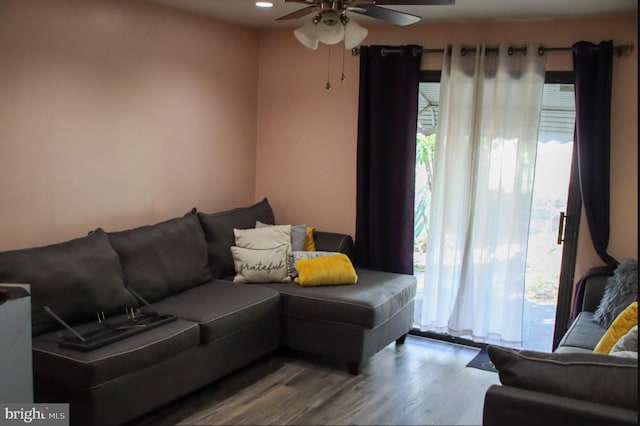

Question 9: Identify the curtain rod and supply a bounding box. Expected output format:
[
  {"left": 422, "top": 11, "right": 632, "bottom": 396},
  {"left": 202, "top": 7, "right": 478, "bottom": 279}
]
[{"left": 351, "top": 43, "right": 634, "bottom": 57}]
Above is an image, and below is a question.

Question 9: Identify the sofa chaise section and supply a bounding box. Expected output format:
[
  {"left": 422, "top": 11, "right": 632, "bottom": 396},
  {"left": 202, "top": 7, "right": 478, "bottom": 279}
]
[
  {"left": 196, "top": 199, "right": 417, "bottom": 375},
  {"left": 257, "top": 268, "right": 416, "bottom": 374}
]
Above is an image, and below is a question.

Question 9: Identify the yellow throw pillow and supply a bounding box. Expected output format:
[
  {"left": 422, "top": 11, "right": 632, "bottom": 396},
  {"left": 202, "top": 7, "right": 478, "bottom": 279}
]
[
  {"left": 294, "top": 253, "right": 357, "bottom": 287},
  {"left": 594, "top": 301, "right": 638, "bottom": 354},
  {"left": 304, "top": 226, "right": 316, "bottom": 251}
]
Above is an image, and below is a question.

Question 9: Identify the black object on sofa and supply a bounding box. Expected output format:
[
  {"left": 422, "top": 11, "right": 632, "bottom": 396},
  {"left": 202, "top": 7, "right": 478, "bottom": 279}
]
[
  {"left": 0, "top": 199, "right": 416, "bottom": 425},
  {"left": 483, "top": 273, "right": 638, "bottom": 426}
]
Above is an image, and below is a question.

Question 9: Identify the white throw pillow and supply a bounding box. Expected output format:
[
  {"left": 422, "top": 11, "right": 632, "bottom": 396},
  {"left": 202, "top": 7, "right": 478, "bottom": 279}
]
[
  {"left": 234, "top": 225, "right": 292, "bottom": 252},
  {"left": 609, "top": 350, "right": 638, "bottom": 359},
  {"left": 230, "top": 245, "right": 290, "bottom": 283},
  {"left": 256, "top": 221, "right": 307, "bottom": 251},
  {"left": 610, "top": 325, "right": 638, "bottom": 354}
]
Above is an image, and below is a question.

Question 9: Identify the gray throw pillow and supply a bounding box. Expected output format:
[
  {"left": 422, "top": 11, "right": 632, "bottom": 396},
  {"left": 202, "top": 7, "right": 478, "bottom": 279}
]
[
  {"left": 198, "top": 198, "right": 275, "bottom": 279},
  {"left": 593, "top": 258, "right": 638, "bottom": 328},
  {"left": 0, "top": 229, "right": 136, "bottom": 336},
  {"left": 487, "top": 345, "right": 638, "bottom": 411}
]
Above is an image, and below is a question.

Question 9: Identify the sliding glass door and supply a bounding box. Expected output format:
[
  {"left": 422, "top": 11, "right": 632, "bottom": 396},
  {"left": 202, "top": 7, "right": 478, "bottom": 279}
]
[{"left": 412, "top": 72, "right": 578, "bottom": 351}]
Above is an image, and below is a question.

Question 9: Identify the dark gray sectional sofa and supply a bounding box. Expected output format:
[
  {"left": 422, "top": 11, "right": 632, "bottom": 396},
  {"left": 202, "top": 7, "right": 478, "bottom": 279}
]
[
  {"left": 0, "top": 199, "right": 416, "bottom": 425},
  {"left": 483, "top": 273, "right": 638, "bottom": 426}
]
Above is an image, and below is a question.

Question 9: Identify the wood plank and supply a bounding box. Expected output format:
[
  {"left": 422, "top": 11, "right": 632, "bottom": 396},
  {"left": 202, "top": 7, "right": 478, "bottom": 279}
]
[{"left": 133, "top": 336, "right": 500, "bottom": 425}]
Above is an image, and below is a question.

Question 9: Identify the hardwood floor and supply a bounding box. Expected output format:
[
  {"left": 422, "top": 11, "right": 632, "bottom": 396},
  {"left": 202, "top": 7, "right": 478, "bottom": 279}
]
[{"left": 133, "top": 336, "right": 500, "bottom": 425}]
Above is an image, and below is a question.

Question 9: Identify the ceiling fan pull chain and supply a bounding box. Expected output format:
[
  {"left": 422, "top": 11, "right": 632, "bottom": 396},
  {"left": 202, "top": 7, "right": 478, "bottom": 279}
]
[
  {"left": 341, "top": 47, "right": 346, "bottom": 82},
  {"left": 326, "top": 45, "right": 332, "bottom": 90}
]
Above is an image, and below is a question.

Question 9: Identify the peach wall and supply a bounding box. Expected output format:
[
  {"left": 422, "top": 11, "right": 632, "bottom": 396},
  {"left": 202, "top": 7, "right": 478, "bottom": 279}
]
[
  {"left": 0, "top": 0, "right": 259, "bottom": 250},
  {"left": 0, "top": 0, "right": 636, "bottom": 285},
  {"left": 255, "top": 33, "right": 361, "bottom": 235},
  {"left": 256, "top": 15, "right": 637, "bottom": 278}
]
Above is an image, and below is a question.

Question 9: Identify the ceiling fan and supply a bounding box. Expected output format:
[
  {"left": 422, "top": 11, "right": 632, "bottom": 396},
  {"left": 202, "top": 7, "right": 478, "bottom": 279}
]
[{"left": 277, "top": 0, "right": 455, "bottom": 50}]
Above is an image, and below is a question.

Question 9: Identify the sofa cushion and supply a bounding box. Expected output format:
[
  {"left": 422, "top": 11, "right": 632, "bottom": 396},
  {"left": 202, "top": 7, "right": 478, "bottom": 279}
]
[
  {"left": 488, "top": 345, "right": 638, "bottom": 411},
  {"left": 32, "top": 316, "right": 200, "bottom": 388},
  {"left": 557, "top": 311, "right": 607, "bottom": 351},
  {"left": 107, "top": 212, "right": 211, "bottom": 303},
  {"left": 198, "top": 198, "right": 275, "bottom": 279},
  {"left": 0, "top": 229, "right": 136, "bottom": 336},
  {"left": 152, "top": 281, "right": 280, "bottom": 344},
  {"left": 256, "top": 268, "right": 415, "bottom": 329}
]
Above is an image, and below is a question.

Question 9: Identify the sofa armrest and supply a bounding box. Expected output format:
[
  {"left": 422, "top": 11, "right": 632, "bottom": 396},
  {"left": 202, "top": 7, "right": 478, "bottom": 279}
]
[
  {"left": 313, "top": 231, "right": 355, "bottom": 262},
  {"left": 582, "top": 274, "right": 609, "bottom": 312},
  {"left": 483, "top": 385, "right": 638, "bottom": 426}
]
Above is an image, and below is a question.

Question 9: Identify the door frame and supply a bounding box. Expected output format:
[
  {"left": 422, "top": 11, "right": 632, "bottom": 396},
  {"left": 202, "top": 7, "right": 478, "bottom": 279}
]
[{"left": 546, "top": 71, "right": 581, "bottom": 349}]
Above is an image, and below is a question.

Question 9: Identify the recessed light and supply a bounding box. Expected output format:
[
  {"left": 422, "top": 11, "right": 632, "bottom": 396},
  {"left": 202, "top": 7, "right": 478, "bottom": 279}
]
[{"left": 256, "top": 1, "right": 273, "bottom": 7}]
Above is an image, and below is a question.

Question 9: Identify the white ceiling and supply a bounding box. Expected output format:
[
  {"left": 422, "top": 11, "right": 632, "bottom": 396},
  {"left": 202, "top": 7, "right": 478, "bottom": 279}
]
[{"left": 142, "top": 0, "right": 637, "bottom": 29}]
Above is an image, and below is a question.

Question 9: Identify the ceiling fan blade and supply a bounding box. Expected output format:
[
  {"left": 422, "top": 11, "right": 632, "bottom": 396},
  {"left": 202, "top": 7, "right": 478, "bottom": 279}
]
[
  {"left": 276, "top": 6, "right": 317, "bottom": 21},
  {"left": 368, "top": 0, "right": 454, "bottom": 5},
  {"left": 349, "top": 5, "right": 421, "bottom": 26}
]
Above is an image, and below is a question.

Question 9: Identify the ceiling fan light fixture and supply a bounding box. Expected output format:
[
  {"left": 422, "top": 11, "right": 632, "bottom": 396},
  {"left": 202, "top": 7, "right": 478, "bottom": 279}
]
[
  {"left": 294, "top": 19, "right": 319, "bottom": 50},
  {"left": 344, "top": 19, "right": 368, "bottom": 49},
  {"left": 316, "top": 11, "right": 345, "bottom": 45}
]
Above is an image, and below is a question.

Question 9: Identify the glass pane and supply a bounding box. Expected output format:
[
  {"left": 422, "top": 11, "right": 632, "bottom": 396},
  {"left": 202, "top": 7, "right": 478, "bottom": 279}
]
[
  {"left": 523, "top": 83, "right": 576, "bottom": 351},
  {"left": 414, "top": 82, "right": 440, "bottom": 312}
]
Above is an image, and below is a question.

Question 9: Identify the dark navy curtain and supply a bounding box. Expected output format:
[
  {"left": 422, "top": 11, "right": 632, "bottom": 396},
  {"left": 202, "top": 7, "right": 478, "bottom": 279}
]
[
  {"left": 572, "top": 40, "right": 618, "bottom": 268},
  {"left": 355, "top": 45, "right": 422, "bottom": 274},
  {"left": 568, "top": 40, "right": 619, "bottom": 326}
]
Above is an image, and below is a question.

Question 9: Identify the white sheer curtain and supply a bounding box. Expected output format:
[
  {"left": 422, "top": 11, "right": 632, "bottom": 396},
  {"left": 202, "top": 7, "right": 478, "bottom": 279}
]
[{"left": 415, "top": 44, "right": 547, "bottom": 345}]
